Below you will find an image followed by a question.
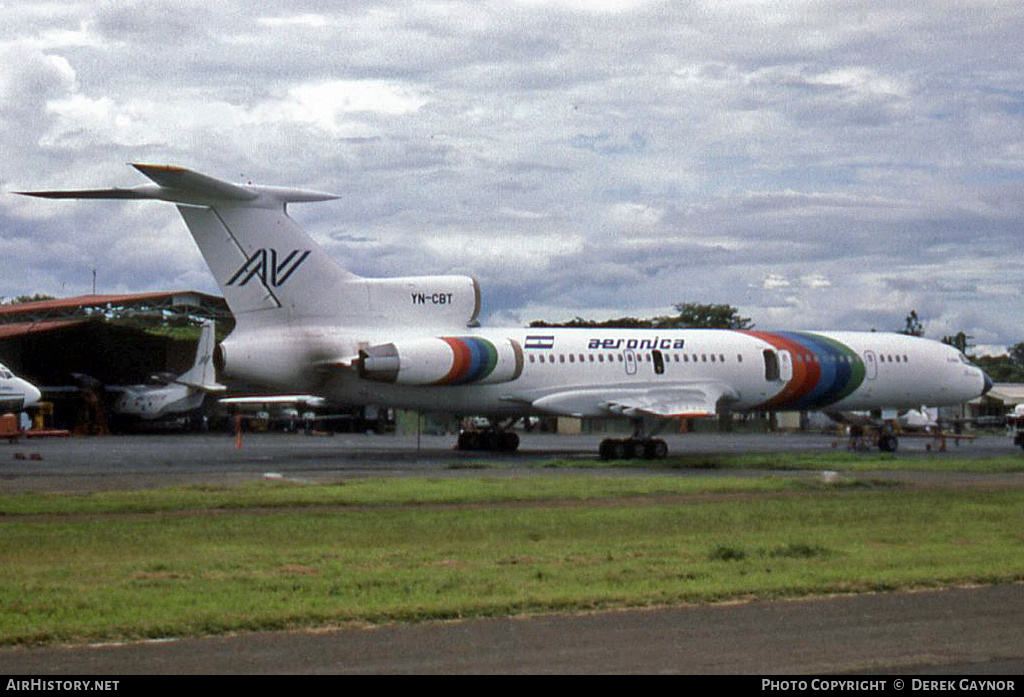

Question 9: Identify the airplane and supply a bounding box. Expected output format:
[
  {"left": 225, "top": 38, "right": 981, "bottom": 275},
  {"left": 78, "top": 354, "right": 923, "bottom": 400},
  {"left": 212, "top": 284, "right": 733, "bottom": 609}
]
[
  {"left": 19, "top": 164, "right": 993, "bottom": 457},
  {"left": 78, "top": 319, "right": 225, "bottom": 428},
  {"left": 1005, "top": 404, "right": 1024, "bottom": 451},
  {"left": 0, "top": 361, "right": 42, "bottom": 412}
]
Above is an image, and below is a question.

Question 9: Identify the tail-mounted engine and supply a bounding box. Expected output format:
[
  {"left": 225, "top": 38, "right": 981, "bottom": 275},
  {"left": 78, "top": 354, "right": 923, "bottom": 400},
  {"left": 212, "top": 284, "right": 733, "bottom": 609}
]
[
  {"left": 358, "top": 336, "right": 524, "bottom": 386},
  {"left": 357, "top": 276, "right": 481, "bottom": 328}
]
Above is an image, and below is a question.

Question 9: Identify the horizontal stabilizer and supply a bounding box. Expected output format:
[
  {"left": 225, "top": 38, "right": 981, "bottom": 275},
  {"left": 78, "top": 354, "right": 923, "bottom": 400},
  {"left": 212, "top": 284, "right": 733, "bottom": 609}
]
[
  {"left": 18, "top": 188, "right": 157, "bottom": 200},
  {"left": 17, "top": 164, "right": 338, "bottom": 207},
  {"left": 131, "top": 164, "right": 258, "bottom": 201}
]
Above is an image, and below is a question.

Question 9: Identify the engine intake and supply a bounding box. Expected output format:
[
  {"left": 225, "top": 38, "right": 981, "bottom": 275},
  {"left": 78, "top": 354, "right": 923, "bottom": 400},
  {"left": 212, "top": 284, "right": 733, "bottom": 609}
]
[{"left": 359, "top": 336, "right": 523, "bottom": 386}]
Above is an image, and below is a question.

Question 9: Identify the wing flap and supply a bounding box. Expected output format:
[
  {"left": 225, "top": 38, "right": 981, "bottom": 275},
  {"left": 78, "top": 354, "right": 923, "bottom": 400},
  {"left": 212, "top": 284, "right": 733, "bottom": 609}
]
[{"left": 529, "top": 383, "right": 736, "bottom": 419}]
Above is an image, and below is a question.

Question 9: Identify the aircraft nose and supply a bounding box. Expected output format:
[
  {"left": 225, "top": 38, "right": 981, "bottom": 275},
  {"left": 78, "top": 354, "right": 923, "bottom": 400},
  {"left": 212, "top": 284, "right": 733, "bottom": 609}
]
[
  {"left": 24, "top": 382, "right": 42, "bottom": 407},
  {"left": 982, "top": 371, "right": 993, "bottom": 396}
]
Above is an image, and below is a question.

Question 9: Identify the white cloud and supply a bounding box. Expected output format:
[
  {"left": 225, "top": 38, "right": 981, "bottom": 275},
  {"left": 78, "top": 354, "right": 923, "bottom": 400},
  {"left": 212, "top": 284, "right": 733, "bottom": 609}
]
[
  {"left": 762, "top": 274, "right": 791, "bottom": 290},
  {"left": 2, "top": 0, "right": 1024, "bottom": 349}
]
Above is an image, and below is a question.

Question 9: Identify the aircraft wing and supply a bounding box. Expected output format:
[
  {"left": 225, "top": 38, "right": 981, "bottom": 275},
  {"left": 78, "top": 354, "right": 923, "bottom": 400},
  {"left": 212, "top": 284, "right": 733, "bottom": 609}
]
[
  {"left": 524, "top": 382, "right": 737, "bottom": 419},
  {"left": 219, "top": 395, "right": 328, "bottom": 408}
]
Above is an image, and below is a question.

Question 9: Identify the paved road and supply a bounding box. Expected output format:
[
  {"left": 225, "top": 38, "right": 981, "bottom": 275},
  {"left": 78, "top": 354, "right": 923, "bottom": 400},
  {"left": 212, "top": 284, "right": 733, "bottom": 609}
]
[{"left": 1, "top": 585, "right": 1021, "bottom": 674}]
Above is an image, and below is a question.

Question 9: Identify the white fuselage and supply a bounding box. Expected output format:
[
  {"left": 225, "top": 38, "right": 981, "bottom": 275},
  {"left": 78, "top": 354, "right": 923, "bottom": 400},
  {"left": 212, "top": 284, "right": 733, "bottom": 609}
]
[
  {"left": 113, "top": 384, "right": 206, "bottom": 420},
  {"left": 218, "top": 325, "right": 988, "bottom": 418},
  {"left": 0, "top": 362, "right": 41, "bottom": 411}
]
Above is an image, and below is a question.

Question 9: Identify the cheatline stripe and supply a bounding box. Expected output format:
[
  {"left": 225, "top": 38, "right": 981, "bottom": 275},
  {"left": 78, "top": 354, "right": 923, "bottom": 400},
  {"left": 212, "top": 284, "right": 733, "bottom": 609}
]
[
  {"left": 436, "top": 337, "right": 499, "bottom": 385},
  {"left": 740, "top": 330, "right": 865, "bottom": 409}
]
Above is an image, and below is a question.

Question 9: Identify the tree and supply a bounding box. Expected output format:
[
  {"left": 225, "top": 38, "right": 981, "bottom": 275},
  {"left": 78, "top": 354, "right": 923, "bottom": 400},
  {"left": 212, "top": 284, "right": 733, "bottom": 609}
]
[
  {"left": 1010, "top": 342, "right": 1024, "bottom": 368},
  {"left": 942, "top": 332, "right": 973, "bottom": 354},
  {"left": 969, "top": 354, "right": 1024, "bottom": 383},
  {"left": 1, "top": 293, "right": 56, "bottom": 305},
  {"left": 531, "top": 302, "right": 752, "bottom": 330},
  {"left": 529, "top": 316, "right": 655, "bottom": 329},
  {"left": 659, "top": 303, "right": 753, "bottom": 329},
  {"left": 901, "top": 310, "right": 924, "bottom": 336}
]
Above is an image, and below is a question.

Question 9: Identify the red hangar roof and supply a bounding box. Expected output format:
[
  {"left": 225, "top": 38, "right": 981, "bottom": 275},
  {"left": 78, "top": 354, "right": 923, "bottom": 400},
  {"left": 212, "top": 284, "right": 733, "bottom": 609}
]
[{"left": 0, "top": 291, "right": 231, "bottom": 330}]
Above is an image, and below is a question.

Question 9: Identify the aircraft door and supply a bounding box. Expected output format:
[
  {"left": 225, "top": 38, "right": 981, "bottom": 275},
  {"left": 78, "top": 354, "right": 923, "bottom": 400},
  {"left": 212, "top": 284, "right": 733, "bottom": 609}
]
[
  {"left": 863, "top": 350, "right": 877, "bottom": 380},
  {"left": 624, "top": 348, "right": 638, "bottom": 376},
  {"left": 778, "top": 350, "right": 793, "bottom": 382},
  {"left": 652, "top": 349, "right": 665, "bottom": 375}
]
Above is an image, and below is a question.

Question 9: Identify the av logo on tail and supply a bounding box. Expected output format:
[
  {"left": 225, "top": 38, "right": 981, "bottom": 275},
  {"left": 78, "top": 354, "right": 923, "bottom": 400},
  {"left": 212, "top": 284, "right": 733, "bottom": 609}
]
[{"left": 227, "top": 248, "right": 311, "bottom": 287}]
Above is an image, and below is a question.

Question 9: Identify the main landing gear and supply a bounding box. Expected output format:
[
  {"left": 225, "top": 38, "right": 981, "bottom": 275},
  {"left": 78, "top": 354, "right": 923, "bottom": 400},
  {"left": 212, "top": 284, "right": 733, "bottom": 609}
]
[
  {"left": 456, "top": 418, "right": 520, "bottom": 453},
  {"left": 599, "top": 419, "right": 670, "bottom": 460},
  {"left": 599, "top": 437, "right": 669, "bottom": 460}
]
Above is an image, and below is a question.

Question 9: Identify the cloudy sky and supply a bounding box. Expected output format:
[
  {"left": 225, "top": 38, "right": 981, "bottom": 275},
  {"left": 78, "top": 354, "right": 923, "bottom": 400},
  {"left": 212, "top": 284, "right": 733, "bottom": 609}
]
[{"left": 3, "top": 1, "right": 1023, "bottom": 355}]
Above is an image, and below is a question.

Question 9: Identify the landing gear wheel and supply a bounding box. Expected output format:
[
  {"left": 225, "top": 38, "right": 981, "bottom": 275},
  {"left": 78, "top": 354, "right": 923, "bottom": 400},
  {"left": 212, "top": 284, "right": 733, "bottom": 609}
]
[
  {"left": 457, "top": 429, "right": 520, "bottom": 453},
  {"left": 878, "top": 434, "right": 899, "bottom": 452},
  {"left": 645, "top": 439, "right": 668, "bottom": 459},
  {"left": 599, "top": 438, "right": 669, "bottom": 460}
]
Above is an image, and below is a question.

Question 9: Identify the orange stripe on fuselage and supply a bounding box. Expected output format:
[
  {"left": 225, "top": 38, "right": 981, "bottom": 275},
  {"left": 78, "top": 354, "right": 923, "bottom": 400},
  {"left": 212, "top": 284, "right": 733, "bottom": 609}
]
[
  {"left": 741, "top": 330, "right": 820, "bottom": 409},
  {"left": 438, "top": 337, "right": 471, "bottom": 385}
]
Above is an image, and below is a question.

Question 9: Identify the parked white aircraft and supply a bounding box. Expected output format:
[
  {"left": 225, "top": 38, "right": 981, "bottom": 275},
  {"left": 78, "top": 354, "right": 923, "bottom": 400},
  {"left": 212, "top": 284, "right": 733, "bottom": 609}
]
[
  {"left": 99, "top": 319, "right": 224, "bottom": 425},
  {"left": 21, "top": 165, "right": 992, "bottom": 457},
  {"left": 0, "top": 361, "right": 41, "bottom": 411},
  {"left": 826, "top": 406, "right": 957, "bottom": 452}
]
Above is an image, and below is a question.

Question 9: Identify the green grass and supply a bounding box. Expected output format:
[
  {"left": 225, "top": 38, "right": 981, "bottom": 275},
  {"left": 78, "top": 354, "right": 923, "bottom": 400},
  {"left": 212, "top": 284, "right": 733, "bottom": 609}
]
[
  {"left": 0, "top": 475, "right": 800, "bottom": 516},
  {"left": 1, "top": 475, "right": 1022, "bottom": 647},
  {"left": 534, "top": 452, "right": 1024, "bottom": 472}
]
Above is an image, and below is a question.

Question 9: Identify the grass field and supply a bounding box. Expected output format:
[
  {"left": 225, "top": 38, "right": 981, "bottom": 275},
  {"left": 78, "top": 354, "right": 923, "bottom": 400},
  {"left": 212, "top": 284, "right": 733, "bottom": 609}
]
[{"left": 1, "top": 465, "right": 1023, "bottom": 647}]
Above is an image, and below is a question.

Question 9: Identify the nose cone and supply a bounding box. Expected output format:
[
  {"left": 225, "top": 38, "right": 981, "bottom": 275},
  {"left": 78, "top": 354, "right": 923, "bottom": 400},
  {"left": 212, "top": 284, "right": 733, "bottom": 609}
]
[
  {"left": 24, "top": 382, "right": 42, "bottom": 407},
  {"left": 18, "top": 380, "right": 41, "bottom": 407},
  {"left": 982, "top": 371, "right": 993, "bottom": 396}
]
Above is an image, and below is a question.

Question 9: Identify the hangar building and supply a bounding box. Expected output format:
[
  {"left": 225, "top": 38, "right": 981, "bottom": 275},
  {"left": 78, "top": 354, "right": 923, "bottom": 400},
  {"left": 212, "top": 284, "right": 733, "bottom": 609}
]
[{"left": 0, "top": 292, "right": 231, "bottom": 431}]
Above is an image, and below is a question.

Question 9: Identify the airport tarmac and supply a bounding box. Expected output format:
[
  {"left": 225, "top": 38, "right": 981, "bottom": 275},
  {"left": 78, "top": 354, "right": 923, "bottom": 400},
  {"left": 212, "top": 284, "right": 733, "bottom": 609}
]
[
  {"left": 1, "top": 431, "right": 1022, "bottom": 674},
  {"left": 2, "top": 429, "right": 1022, "bottom": 493}
]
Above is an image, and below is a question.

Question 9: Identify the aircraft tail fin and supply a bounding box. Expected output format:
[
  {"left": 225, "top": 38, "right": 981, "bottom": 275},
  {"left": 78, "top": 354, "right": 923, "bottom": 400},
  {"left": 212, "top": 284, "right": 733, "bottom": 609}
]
[
  {"left": 19, "top": 165, "right": 357, "bottom": 324},
  {"left": 20, "top": 164, "right": 485, "bottom": 331},
  {"left": 176, "top": 320, "right": 226, "bottom": 392}
]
